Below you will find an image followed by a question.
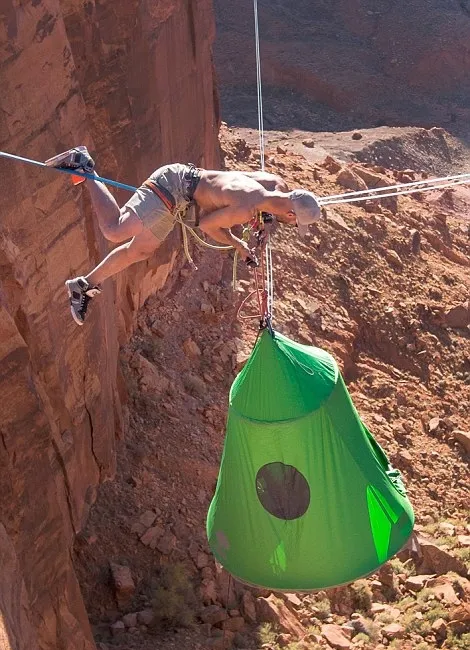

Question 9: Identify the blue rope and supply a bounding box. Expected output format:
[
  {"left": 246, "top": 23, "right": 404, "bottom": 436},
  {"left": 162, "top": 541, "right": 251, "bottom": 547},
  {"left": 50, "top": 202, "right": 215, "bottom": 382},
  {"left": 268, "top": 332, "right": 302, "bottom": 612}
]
[{"left": 0, "top": 150, "right": 137, "bottom": 193}]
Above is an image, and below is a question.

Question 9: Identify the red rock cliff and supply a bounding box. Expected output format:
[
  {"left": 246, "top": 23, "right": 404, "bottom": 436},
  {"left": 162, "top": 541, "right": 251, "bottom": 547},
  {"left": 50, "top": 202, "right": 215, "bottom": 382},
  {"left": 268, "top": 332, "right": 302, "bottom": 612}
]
[{"left": 0, "top": 1, "right": 219, "bottom": 648}]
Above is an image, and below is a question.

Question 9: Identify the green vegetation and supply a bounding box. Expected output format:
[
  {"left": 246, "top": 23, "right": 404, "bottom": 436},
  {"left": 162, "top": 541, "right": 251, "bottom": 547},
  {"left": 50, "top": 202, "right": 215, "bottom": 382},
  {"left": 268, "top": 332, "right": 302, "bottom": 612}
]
[
  {"left": 375, "top": 610, "right": 398, "bottom": 624},
  {"left": 350, "top": 579, "right": 373, "bottom": 613},
  {"left": 257, "top": 622, "right": 277, "bottom": 645},
  {"left": 447, "top": 632, "right": 470, "bottom": 649},
  {"left": 152, "top": 562, "right": 196, "bottom": 628},
  {"left": 389, "top": 557, "right": 415, "bottom": 577},
  {"left": 312, "top": 597, "right": 331, "bottom": 620},
  {"left": 401, "top": 609, "right": 432, "bottom": 637},
  {"left": 421, "top": 602, "right": 449, "bottom": 623}
]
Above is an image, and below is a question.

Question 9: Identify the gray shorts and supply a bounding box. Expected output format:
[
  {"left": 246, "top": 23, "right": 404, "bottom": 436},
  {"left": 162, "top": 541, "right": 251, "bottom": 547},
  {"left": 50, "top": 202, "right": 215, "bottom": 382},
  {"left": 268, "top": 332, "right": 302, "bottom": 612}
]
[{"left": 123, "top": 163, "right": 200, "bottom": 241}]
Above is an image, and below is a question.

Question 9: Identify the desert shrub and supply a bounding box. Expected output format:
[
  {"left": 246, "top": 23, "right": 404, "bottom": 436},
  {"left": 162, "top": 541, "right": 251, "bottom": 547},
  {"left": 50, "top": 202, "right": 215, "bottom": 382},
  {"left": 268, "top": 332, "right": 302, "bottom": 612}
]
[
  {"left": 313, "top": 598, "right": 331, "bottom": 620},
  {"left": 137, "top": 335, "right": 161, "bottom": 362},
  {"left": 389, "top": 557, "right": 415, "bottom": 577},
  {"left": 396, "top": 595, "right": 416, "bottom": 611},
  {"left": 376, "top": 611, "right": 398, "bottom": 624},
  {"left": 401, "top": 609, "right": 432, "bottom": 637},
  {"left": 454, "top": 546, "right": 470, "bottom": 567},
  {"left": 350, "top": 579, "right": 373, "bottom": 613},
  {"left": 363, "top": 621, "right": 381, "bottom": 642},
  {"left": 446, "top": 632, "right": 470, "bottom": 649},
  {"left": 422, "top": 602, "right": 449, "bottom": 623},
  {"left": 257, "top": 622, "right": 277, "bottom": 645},
  {"left": 354, "top": 632, "right": 370, "bottom": 644},
  {"left": 152, "top": 562, "right": 197, "bottom": 628}
]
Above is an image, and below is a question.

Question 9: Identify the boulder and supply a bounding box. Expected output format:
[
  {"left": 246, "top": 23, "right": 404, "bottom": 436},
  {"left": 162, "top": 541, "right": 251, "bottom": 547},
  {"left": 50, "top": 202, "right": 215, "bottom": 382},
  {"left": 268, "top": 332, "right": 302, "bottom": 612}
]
[
  {"left": 200, "top": 605, "right": 228, "bottom": 625},
  {"left": 405, "top": 575, "right": 436, "bottom": 592},
  {"left": 221, "top": 616, "right": 245, "bottom": 632},
  {"left": 453, "top": 431, "right": 470, "bottom": 454},
  {"left": 110, "top": 621, "right": 125, "bottom": 636},
  {"left": 426, "top": 576, "right": 461, "bottom": 604},
  {"left": 183, "top": 338, "right": 202, "bottom": 358},
  {"left": 140, "top": 525, "right": 165, "bottom": 549},
  {"left": 381, "top": 623, "right": 405, "bottom": 640},
  {"left": 323, "top": 155, "right": 342, "bottom": 173},
  {"left": 443, "top": 303, "right": 470, "bottom": 329},
  {"left": 416, "top": 539, "right": 469, "bottom": 577},
  {"left": 241, "top": 591, "right": 257, "bottom": 623},
  {"left": 133, "top": 353, "right": 170, "bottom": 394},
  {"left": 431, "top": 617, "right": 447, "bottom": 638},
  {"left": 137, "top": 609, "right": 155, "bottom": 626},
  {"left": 156, "top": 531, "right": 177, "bottom": 555},
  {"left": 321, "top": 624, "right": 352, "bottom": 649},
  {"left": 122, "top": 612, "right": 138, "bottom": 628},
  {"left": 336, "top": 167, "right": 368, "bottom": 192},
  {"left": 256, "top": 595, "right": 305, "bottom": 637},
  {"left": 449, "top": 603, "right": 470, "bottom": 633},
  {"left": 109, "top": 563, "right": 135, "bottom": 606}
]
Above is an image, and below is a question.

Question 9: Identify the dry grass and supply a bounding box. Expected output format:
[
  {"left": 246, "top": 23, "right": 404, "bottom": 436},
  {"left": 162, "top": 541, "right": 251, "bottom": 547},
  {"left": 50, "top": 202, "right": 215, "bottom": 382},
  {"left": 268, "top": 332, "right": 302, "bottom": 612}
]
[{"left": 152, "top": 563, "right": 197, "bottom": 628}]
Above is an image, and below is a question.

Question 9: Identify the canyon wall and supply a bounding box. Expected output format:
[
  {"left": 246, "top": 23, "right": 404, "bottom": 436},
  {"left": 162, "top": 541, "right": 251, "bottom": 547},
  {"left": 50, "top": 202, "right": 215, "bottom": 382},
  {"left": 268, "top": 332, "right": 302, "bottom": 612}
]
[{"left": 0, "top": 0, "right": 219, "bottom": 648}]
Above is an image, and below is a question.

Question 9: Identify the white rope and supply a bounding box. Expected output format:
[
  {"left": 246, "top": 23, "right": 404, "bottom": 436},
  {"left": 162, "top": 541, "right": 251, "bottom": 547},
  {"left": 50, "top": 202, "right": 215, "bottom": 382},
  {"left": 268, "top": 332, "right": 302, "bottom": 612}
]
[
  {"left": 319, "top": 175, "right": 470, "bottom": 207},
  {"left": 253, "top": 0, "right": 265, "bottom": 172},
  {"left": 267, "top": 240, "right": 274, "bottom": 317},
  {"left": 320, "top": 170, "right": 470, "bottom": 203},
  {"left": 253, "top": 0, "right": 275, "bottom": 323}
]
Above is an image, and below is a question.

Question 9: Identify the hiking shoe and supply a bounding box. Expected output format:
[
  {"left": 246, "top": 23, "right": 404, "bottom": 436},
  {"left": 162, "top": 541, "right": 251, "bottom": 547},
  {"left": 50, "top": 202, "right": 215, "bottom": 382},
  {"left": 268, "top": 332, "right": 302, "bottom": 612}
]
[
  {"left": 65, "top": 276, "right": 101, "bottom": 326},
  {"left": 45, "top": 146, "right": 95, "bottom": 173}
]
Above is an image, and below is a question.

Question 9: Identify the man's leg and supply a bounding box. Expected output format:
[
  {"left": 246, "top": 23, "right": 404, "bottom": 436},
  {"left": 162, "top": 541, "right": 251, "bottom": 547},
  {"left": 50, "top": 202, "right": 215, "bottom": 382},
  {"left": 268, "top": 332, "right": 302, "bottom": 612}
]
[
  {"left": 86, "top": 174, "right": 144, "bottom": 243},
  {"left": 46, "top": 146, "right": 143, "bottom": 243},
  {"left": 85, "top": 230, "right": 160, "bottom": 286},
  {"left": 66, "top": 230, "right": 160, "bottom": 325}
]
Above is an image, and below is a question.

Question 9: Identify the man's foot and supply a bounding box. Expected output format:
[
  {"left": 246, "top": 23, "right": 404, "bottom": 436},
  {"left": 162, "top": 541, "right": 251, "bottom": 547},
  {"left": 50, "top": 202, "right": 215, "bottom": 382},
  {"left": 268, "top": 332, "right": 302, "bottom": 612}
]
[
  {"left": 65, "top": 277, "right": 101, "bottom": 326},
  {"left": 45, "top": 146, "right": 95, "bottom": 173}
]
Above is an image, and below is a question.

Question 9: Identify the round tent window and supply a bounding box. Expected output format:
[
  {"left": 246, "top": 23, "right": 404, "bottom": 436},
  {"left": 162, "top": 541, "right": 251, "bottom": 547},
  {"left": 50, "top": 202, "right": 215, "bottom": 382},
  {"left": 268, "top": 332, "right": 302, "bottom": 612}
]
[{"left": 256, "top": 462, "right": 310, "bottom": 520}]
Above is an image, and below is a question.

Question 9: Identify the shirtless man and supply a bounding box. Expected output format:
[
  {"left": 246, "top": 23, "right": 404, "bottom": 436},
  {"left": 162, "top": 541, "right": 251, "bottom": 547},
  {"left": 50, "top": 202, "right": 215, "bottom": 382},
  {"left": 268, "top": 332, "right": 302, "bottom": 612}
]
[{"left": 46, "top": 147, "right": 321, "bottom": 325}]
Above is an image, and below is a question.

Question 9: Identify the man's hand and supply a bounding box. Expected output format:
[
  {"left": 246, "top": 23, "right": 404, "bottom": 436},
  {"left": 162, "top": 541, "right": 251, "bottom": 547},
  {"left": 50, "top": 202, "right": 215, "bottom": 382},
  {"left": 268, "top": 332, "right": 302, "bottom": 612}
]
[{"left": 236, "top": 240, "right": 259, "bottom": 267}]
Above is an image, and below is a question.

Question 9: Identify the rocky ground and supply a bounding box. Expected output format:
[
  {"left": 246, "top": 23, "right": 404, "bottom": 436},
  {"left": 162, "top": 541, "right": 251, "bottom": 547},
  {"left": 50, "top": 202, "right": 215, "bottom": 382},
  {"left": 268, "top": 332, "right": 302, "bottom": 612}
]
[{"left": 75, "top": 123, "right": 470, "bottom": 650}]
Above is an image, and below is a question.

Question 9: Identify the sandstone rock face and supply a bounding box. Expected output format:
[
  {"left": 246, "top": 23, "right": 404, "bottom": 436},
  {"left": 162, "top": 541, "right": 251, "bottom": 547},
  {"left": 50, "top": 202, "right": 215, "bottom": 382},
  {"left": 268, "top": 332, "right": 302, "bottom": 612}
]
[{"left": 0, "top": 1, "right": 219, "bottom": 649}]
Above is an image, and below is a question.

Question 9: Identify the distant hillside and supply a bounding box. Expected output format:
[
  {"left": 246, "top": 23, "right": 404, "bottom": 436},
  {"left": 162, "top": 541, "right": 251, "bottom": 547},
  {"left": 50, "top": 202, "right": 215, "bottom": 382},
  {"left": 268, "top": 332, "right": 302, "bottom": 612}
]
[{"left": 213, "top": 0, "right": 470, "bottom": 137}]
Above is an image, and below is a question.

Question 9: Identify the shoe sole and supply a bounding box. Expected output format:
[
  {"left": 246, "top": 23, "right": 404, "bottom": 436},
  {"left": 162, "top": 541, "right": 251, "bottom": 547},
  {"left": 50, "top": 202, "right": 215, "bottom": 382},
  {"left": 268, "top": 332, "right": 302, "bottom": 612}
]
[
  {"left": 45, "top": 146, "right": 88, "bottom": 167},
  {"left": 65, "top": 280, "right": 84, "bottom": 326}
]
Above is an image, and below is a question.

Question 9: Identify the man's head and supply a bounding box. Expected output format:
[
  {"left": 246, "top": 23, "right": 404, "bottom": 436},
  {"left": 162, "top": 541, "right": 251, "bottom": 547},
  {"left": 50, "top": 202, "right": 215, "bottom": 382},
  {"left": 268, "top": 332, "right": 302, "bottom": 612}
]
[
  {"left": 275, "top": 190, "right": 322, "bottom": 236},
  {"left": 289, "top": 190, "right": 322, "bottom": 236}
]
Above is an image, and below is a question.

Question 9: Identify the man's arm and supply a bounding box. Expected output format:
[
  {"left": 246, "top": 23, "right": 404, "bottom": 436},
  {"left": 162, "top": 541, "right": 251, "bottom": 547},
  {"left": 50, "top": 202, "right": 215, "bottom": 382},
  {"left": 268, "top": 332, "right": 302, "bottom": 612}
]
[
  {"left": 257, "top": 192, "right": 293, "bottom": 215},
  {"left": 198, "top": 206, "right": 254, "bottom": 258}
]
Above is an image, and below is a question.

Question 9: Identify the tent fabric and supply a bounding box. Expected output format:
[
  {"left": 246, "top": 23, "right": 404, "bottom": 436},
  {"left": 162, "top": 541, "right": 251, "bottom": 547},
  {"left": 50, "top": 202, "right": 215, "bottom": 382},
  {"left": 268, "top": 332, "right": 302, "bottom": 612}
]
[{"left": 206, "top": 330, "right": 414, "bottom": 591}]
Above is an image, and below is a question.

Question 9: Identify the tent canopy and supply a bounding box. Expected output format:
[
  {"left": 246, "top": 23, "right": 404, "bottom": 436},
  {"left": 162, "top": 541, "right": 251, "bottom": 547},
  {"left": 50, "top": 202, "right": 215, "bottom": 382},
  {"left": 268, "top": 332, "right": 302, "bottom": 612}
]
[{"left": 207, "top": 330, "right": 414, "bottom": 591}]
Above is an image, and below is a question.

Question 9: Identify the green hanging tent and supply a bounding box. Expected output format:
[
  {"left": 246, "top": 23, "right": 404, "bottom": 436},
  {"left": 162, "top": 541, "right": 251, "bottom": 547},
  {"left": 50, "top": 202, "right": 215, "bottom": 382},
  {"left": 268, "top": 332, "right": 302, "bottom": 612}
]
[{"left": 206, "top": 330, "right": 414, "bottom": 591}]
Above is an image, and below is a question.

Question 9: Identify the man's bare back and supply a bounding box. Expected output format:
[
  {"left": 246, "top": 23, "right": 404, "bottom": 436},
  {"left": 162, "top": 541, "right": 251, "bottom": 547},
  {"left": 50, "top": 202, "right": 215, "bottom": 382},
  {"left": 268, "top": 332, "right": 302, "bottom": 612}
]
[{"left": 194, "top": 170, "right": 294, "bottom": 260}]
